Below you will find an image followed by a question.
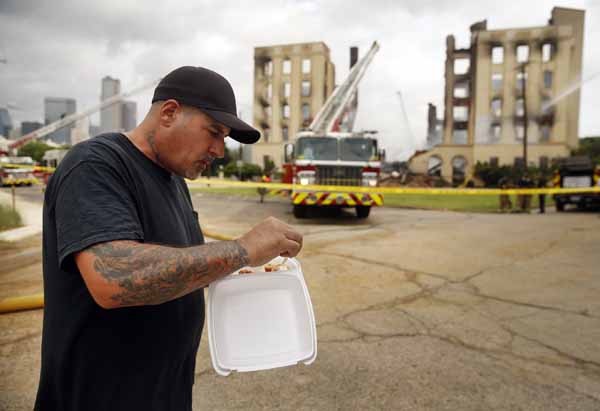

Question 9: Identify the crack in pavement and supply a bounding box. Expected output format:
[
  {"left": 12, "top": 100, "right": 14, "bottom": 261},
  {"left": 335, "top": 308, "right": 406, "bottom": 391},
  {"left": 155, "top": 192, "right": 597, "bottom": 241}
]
[{"left": 313, "top": 248, "right": 600, "bottom": 384}]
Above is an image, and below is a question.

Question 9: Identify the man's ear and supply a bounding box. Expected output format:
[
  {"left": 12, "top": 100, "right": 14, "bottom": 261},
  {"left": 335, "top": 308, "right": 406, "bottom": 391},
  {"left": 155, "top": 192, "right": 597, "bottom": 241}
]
[{"left": 158, "top": 99, "right": 181, "bottom": 128}]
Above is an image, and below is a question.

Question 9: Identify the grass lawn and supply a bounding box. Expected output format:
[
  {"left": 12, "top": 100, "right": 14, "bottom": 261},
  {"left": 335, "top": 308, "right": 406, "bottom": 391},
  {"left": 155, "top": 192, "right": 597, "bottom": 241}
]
[
  {"left": 384, "top": 193, "right": 552, "bottom": 212},
  {"left": 189, "top": 187, "right": 260, "bottom": 197},
  {"left": 189, "top": 185, "right": 553, "bottom": 213},
  {"left": 0, "top": 204, "right": 23, "bottom": 231}
]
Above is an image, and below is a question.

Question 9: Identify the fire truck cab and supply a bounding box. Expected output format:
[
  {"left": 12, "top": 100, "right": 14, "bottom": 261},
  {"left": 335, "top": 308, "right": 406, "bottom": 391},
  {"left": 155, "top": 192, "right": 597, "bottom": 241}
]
[{"left": 283, "top": 131, "right": 383, "bottom": 219}]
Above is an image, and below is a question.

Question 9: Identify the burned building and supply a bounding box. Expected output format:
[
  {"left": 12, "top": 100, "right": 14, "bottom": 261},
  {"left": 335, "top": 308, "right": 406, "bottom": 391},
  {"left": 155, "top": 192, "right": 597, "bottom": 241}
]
[
  {"left": 426, "top": 103, "right": 443, "bottom": 148},
  {"left": 411, "top": 7, "right": 585, "bottom": 183},
  {"left": 245, "top": 42, "right": 335, "bottom": 169}
]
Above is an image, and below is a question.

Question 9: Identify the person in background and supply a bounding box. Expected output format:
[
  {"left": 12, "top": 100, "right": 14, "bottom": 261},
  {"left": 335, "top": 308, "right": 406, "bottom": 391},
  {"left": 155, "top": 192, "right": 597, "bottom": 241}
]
[
  {"left": 498, "top": 176, "right": 512, "bottom": 212},
  {"left": 518, "top": 173, "right": 534, "bottom": 213},
  {"left": 537, "top": 174, "right": 548, "bottom": 214}
]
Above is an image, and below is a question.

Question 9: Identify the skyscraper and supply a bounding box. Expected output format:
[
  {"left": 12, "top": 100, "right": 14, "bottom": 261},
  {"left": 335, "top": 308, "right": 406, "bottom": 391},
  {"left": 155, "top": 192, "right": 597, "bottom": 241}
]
[
  {"left": 100, "top": 76, "right": 122, "bottom": 133},
  {"left": 121, "top": 101, "right": 137, "bottom": 131},
  {"left": 21, "top": 121, "right": 43, "bottom": 136},
  {"left": 0, "top": 108, "right": 13, "bottom": 138},
  {"left": 44, "top": 97, "right": 76, "bottom": 145}
]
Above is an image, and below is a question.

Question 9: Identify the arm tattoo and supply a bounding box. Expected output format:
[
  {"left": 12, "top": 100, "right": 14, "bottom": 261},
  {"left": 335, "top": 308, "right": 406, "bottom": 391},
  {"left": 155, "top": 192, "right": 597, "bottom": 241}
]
[{"left": 87, "top": 240, "right": 248, "bottom": 307}]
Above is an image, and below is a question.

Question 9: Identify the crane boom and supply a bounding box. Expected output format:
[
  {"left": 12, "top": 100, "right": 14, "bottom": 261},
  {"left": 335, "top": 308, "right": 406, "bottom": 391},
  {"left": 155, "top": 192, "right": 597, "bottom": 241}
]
[
  {"left": 9, "top": 78, "right": 161, "bottom": 150},
  {"left": 309, "top": 41, "right": 379, "bottom": 134}
]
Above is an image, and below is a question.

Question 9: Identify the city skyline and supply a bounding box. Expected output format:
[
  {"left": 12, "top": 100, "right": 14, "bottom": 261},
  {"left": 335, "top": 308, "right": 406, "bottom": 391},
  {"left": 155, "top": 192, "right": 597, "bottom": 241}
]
[{"left": 0, "top": 0, "right": 598, "bottom": 160}]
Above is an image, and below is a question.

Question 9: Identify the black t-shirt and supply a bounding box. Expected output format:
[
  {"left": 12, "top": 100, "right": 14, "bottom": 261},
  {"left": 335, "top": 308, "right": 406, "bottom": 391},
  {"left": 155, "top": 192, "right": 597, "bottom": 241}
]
[{"left": 35, "top": 133, "right": 206, "bottom": 411}]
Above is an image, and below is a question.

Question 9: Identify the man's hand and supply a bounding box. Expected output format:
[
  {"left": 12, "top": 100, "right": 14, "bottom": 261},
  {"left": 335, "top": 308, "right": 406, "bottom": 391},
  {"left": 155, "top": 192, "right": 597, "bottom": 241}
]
[{"left": 236, "top": 217, "right": 302, "bottom": 267}]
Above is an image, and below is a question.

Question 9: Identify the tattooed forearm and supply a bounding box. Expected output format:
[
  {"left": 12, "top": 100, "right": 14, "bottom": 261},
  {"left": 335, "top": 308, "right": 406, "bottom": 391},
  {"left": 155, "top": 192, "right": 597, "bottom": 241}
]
[{"left": 86, "top": 240, "right": 248, "bottom": 307}]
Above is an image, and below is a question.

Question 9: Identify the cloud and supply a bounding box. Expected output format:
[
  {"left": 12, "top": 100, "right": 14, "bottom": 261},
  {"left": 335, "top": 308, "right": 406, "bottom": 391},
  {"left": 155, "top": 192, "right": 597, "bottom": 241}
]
[{"left": 0, "top": 0, "right": 597, "bottom": 160}]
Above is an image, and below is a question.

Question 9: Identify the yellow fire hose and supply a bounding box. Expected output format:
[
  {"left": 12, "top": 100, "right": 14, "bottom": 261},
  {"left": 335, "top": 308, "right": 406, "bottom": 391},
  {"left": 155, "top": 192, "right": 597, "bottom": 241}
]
[
  {"left": 0, "top": 230, "right": 235, "bottom": 315},
  {"left": 0, "top": 293, "right": 44, "bottom": 314}
]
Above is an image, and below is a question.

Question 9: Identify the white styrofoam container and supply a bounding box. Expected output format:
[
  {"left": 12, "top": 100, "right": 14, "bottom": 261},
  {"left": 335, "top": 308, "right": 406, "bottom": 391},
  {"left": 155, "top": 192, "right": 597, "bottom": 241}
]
[{"left": 207, "top": 257, "right": 317, "bottom": 376}]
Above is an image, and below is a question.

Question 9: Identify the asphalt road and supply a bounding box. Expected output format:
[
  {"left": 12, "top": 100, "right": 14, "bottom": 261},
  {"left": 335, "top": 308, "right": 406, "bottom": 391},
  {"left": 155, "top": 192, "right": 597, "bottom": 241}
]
[{"left": 1, "top": 187, "right": 600, "bottom": 410}]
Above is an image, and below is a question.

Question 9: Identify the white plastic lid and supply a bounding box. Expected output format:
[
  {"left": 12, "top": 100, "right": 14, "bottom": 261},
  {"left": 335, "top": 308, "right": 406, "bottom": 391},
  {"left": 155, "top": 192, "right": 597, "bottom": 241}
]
[{"left": 207, "top": 257, "right": 317, "bottom": 376}]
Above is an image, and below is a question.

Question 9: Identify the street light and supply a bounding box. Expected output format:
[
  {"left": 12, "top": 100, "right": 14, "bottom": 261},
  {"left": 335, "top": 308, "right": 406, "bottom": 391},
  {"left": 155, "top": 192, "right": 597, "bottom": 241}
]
[{"left": 519, "top": 62, "right": 528, "bottom": 171}]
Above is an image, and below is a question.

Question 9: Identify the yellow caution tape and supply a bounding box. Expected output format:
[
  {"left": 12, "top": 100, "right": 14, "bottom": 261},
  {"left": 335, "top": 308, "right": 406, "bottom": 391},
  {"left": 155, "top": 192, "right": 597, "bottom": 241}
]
[
  {"left": 187, "top": 178, "right": 600, "bottom": 196},
  {"left": 0, "top": 163, "right": 55, "bottom": 172}
]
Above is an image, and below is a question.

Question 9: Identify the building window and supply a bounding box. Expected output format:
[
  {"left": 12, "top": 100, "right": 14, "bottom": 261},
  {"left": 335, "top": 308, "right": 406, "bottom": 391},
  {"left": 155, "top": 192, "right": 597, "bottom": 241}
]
[
  {"left": 454, "top": 82, "right": 469, "bottom": 98},
  {"left": 302, "top": 103, "right": 310, "bottom": 120},
  {"left": 516, "top": 45, "right": 529, "bottom": 63},
  {"left": 454, "top": 58, "right": 469, "bottom": 75},
  {"left": 301, "top": 80, "right": 311, "bottom": 97},
  {"left": 490, "top": 157, "right": 499, "bottom": 167},
  {"left": 452, "top": 129, "right": 468, "bottom": 144},
  {"left": 302, "top": 59, "right": 311, "bottom": 74},
  {"left": 283, "top": 82, "right": 291, "bottom": 98},
  {"left": 542, "top": 43, "right": 553, "bottom": 62},
  {"left": 427, "top": 156, "right": 442, "bottom": 176},
  {"left": 266, "top": 83, "right": 272, "bottom": 100},
  {"left": 282, "top": 126, "right": 289, "bottom": 141},
  {"left": 452, "top": 156, "right": 467, "bottom": 185},
  {"left": 492, "top": 73, "right": 502, "bottom": 92},
  {"left": 264, "top": 61, "right": 272, "bottom": 76},
  {"left": 453, "top": 106, "right": 468, "bottom": 121},
  {"left": 516, "top": 71, "right": 527, "bottom": 91},
  {"left": 514, "top": 157, "right": 524, "bottom": 168},
  {"left": 515, "top": 98, "right": 524, "bottom": 117},
  {"left": 492, "top": 46, "right": 504, "bottom": 64},
  {"left": 540, "top": 125, "right": 551, "bottom": 142},
  {"left": 543, "top": 70, "right": 553, "bottom": 89},
  {"left": 283, "top": 105, "right": 290, "bottom": 119},
  {"left": 491, "top": 125, "right": 501, "bottom": 142},
  {"left": 283, "top": 59, "right": 291, "bottom": 74},
  {"left": 491, "top": 98, "right": 502, "bottom": 118},
  {"left": 515, "top": 124, "right": 525, "bottom": 141},
  {"left": 541, "top": 96, "right": 551, "bottom": 114},
  {"left": 539, "top": 156, "right": 549, "bottom": 169}
]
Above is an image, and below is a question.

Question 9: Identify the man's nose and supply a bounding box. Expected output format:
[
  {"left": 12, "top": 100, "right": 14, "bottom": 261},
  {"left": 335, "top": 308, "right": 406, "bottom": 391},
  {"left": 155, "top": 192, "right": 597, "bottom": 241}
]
[{"left": 210, "top": 139, "right": 225, "bottom": 159}]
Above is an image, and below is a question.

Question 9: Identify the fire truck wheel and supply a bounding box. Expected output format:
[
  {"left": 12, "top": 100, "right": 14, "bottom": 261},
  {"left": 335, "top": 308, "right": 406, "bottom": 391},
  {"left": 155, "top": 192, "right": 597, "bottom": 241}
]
[
  {"left": 293, "top": 205, "right": 307, "bottom": 219},
  {"left": 355, "top": 206, "right": 371, "bottom": 219}
]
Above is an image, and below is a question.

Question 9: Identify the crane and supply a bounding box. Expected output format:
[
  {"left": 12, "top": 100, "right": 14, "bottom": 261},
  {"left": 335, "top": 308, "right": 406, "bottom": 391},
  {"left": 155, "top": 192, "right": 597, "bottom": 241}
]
[
  {"left": 9, "top": 78, "right": 161, "bottom": 151},
  {"left": 308, "top": 41, "right": 380, "bottom": 135}
]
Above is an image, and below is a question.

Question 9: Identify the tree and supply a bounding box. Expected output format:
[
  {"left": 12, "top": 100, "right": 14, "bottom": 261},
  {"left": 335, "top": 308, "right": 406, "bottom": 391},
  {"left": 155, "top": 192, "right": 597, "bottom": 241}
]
[
  {"left": 263, "top": 157, "right": 276, "bottom": 176},
  {"left": 17, "top": 141, "right": 53, "bottom": 162},
  {"left": 573, "top": 137, "right": 600, "bottom": 165},
  {"left": 223, "top": 161, "right": 262, "bottom": 180}
]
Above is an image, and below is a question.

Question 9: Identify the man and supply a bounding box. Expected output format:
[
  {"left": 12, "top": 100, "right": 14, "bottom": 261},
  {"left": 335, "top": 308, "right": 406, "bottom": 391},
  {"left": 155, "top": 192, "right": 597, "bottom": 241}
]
[
  {"left": 35, "top": 66, "right": 303, "bottom": 410},
  {"left": 517, "top": 173, "right": 533, "bottom": 213},
  {"left": 498, "top": 176, "right": 512, "bottom": 212},
  {"left": 537, "top": 175, "right": 548, "bottom": 214}
]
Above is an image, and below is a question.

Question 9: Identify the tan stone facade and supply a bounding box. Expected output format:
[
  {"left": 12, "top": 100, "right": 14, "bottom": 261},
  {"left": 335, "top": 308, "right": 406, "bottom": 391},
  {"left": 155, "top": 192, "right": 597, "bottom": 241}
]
[
  {"left": 245, "top": 42, "right": 335, "bottom": 169},
  {"left": 410, "top": 7, "right": 585, "bottom": 183}
]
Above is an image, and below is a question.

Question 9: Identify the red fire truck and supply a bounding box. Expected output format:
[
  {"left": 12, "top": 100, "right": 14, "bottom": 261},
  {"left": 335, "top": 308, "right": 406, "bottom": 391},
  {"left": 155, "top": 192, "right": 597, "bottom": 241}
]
[{"left": 282, "top": 131, "right": 383, "bottom": 218}]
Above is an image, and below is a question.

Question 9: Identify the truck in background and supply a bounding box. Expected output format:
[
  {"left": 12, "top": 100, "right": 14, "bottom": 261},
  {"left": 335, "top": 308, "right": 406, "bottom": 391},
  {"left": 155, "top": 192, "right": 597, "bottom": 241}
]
[{"left": 553, "top": 156, "right": 600, "bottom": 211}]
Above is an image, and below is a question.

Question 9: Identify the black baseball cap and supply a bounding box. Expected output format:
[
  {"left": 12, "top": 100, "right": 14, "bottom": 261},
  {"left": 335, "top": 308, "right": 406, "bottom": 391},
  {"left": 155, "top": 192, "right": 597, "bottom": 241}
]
[{"left": 152, "top": 66, "right": 260, "bottom": 144}]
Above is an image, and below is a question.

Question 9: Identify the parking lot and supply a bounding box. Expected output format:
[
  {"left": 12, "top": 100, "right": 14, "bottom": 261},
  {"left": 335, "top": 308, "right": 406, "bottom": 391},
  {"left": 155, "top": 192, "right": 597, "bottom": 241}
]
[{"left": 1, "top": 187, "right": 600, "bottom": 409}]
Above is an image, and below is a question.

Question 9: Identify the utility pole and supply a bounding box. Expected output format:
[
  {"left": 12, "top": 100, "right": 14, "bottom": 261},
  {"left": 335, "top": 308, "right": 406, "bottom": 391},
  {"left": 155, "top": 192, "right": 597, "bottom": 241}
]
[{"left": 521, "top": 63, "right": 528, "bottom": 171}]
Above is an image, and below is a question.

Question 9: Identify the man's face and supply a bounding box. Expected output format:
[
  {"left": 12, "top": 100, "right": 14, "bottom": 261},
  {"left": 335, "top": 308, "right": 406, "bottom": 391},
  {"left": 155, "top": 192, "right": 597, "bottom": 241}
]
[{"left": 155, "top": 102, "right": 231, "bottom": 179}]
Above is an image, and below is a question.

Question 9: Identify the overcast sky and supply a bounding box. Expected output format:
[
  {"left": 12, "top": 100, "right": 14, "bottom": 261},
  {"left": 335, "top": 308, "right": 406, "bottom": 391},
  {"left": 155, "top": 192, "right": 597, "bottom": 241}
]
[{"left": 0, "top": 0, "right": 598, "bottom": 160}]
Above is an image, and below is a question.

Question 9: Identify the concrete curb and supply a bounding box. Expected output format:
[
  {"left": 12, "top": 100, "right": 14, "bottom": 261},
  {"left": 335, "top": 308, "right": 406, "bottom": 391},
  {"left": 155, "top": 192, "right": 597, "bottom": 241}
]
[{"left": 0, "top": 190, "right": 43, "bottom": 242}]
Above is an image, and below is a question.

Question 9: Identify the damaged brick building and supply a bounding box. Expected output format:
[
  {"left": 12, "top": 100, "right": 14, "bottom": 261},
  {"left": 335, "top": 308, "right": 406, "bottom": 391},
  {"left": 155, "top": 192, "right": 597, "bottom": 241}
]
[{"left": 411, "top": 7, "right": 585, "bottom": 183}]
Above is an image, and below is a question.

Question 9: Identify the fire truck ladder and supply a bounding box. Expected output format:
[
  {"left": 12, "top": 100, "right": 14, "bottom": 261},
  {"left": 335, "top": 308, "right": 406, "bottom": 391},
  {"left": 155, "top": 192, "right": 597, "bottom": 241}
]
[
  {"left": 9, "top": 78, "right": 161, "bottom": 151},
  {"left": 309, "top": 41, "right": 380, "bottom": 134}
]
